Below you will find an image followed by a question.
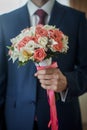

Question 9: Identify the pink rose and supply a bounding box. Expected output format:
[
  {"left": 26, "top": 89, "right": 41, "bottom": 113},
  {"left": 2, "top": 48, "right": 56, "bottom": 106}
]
[
  {"left": 17, "top": 36, "right": 38, "bottom": 50},
  {"left": 35, "top": 25, "right": 48, "bottom": 38},
  {"left": 53, "top": 42, "right": 63, "bottom": 52},
  {"left": 34, "top": 48, "right": 47, "bottom": 62}
]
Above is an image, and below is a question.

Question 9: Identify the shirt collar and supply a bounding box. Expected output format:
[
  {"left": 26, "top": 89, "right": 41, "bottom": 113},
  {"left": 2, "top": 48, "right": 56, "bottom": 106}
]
[{"left": 27, "top": 0, "right": 55, "bottom": 16}]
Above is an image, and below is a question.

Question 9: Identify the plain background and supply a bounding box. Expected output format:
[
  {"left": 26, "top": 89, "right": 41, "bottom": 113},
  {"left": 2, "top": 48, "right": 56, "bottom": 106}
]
[{"left": 0, "top": 0, "right": 69, "bottom": 14}]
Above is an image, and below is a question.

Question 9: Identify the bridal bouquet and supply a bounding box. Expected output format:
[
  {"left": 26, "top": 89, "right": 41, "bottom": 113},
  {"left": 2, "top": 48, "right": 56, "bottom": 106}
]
[
  {"left": 8, "top": 24, "right": 69, "bottom": 130},
  {"left": 8, "top": 24, "right": 68, "bottom": 65}
]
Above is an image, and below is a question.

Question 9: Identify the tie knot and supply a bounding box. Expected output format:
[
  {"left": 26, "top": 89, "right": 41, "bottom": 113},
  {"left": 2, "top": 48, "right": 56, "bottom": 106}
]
[
  {"left": 35, "top": 9, "right": 47, "bottom": 25},
  {"left": 35, "top": 9, "right": 47, "bottom": 18}
]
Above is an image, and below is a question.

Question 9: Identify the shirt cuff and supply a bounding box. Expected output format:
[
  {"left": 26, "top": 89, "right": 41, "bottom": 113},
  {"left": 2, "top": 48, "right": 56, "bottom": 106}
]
[{"left": 60, "top": 89, "right": 68, "bottom": 102}]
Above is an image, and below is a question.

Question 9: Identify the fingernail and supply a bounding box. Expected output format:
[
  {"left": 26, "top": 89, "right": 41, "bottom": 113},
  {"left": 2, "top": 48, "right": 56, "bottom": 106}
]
[{"left": 34, "top": 73, "right": 37, "bottom": 76}]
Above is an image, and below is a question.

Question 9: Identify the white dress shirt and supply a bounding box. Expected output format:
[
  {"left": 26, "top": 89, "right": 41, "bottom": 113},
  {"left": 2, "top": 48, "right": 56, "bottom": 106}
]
[
  {"left": 27, "top": 0, "right": 68, "bottom": 102},
  {"left": 27, "top": 0, "right": 55, "bottom": 26}
]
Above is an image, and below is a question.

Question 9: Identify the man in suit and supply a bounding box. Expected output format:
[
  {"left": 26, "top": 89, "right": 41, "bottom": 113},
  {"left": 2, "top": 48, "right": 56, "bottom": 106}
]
[{"left": 0, "top": 0, "right": 87, "bottom": 130}]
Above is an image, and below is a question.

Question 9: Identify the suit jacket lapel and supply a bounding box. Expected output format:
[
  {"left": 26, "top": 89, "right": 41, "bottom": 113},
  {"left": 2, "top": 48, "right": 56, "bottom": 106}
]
[
  {"left": 49, "top": 1, "right": 66, "bottom": 27},
  {"left": 18, "top": 4, "right": 31, "bottom": 30}
]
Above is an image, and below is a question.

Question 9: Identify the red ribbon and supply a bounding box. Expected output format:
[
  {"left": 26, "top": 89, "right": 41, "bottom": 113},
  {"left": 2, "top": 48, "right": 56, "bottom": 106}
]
[{"left": 36, "top": 62, "right": 59, "bottom": 130}]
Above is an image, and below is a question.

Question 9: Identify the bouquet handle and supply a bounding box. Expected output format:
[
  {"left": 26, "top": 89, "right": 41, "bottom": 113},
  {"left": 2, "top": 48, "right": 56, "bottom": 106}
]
[{"left": 36, "top": 61, "right": 58, "bottom": 130}]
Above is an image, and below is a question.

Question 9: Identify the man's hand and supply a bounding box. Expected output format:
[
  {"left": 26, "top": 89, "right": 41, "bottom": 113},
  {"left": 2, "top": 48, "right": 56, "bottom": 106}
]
[{"left": 35, "top": 68, "right": 67, "bottom": 92}]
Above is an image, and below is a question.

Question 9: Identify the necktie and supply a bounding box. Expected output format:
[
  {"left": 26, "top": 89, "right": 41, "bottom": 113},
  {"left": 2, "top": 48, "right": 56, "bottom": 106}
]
[{"left": 35, "top": 9, "right": 47, "bottom": 25}]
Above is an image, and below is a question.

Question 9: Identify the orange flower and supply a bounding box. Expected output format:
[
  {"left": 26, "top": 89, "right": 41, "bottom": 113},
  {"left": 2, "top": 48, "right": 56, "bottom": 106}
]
[
  {"left": 35, "top": 25, "right": 48, "bottom": 38},
  {"left": 17, "top": 36, "right": 38, "bottom": 50},
  {"left": 49, "top": 29, "right": 63, "bottom": 43},
  {"left": 34, "top": 48, "right": 47, "bottom": 62},
  {"left": 53, "top": 42, "right": 63, "bottom": 52}
]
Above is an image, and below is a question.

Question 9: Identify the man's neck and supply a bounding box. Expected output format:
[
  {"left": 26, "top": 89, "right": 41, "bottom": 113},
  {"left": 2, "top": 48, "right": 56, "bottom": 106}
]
[{"left": 31, "top": 0, "right": 49, "bottom": 7}]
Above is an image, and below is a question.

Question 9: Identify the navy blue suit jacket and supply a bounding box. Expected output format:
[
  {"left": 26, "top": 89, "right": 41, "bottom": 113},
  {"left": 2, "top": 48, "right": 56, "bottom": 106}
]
[{"left": 0, "top": 1, "right": 87, "bottom": 130}]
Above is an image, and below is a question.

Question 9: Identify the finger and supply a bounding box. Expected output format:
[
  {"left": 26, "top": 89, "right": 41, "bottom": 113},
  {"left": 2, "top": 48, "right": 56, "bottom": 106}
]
[
  {"left": 41, "top": 84, "right": 54, "bottom": 90},
  {"left": 34, "top": 72, "right": 38, "bottom": 77},
  {"left": 40, "top": 79, "right": 58, "bottom": 85},
  {"left": 40, "top": 79, "right": 59, "bottom": 91},
  {"left": 37, "top": 74, "right": 59, "bottom": 80},
  {"left": 36, "top": 68, "right": 58, "bottom": 75},
  {"left": 41, "top": 84, "right": 59, "bottom": 91}
]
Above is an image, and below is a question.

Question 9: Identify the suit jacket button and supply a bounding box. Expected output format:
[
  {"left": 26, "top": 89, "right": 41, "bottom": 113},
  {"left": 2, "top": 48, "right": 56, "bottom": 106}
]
[{"left": 31, "top": 101, "right": 36, "bottom": 105}]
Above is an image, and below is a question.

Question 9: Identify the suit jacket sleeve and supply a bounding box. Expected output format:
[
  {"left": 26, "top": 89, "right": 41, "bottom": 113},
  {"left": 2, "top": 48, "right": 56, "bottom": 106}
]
[
  {"left": 0, "top": 16, "right": 7, "bottom": 130},
  {"left": 64, "top": 13, "right": 87, "bottom": 100}
]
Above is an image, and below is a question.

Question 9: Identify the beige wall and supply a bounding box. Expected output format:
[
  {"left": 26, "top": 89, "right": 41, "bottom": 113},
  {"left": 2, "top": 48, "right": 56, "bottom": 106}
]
[
  {"left": 70, "top": 0, "right": 87, "bottom": 17},
  {"left": 79, "top": 94, "right": 87, "bottom": 124}
]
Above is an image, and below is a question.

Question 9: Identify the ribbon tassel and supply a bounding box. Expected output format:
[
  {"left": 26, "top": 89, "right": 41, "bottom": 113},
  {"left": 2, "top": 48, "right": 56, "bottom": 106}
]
[{"left": 47, "top": 89, "right": 58, "bottom": 130}]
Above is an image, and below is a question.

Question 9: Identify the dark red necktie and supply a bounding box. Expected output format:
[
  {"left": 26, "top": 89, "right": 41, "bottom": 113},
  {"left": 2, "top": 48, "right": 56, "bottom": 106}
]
[{"left": 35, "top": 9, "right": 47, "bottom": 25}]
